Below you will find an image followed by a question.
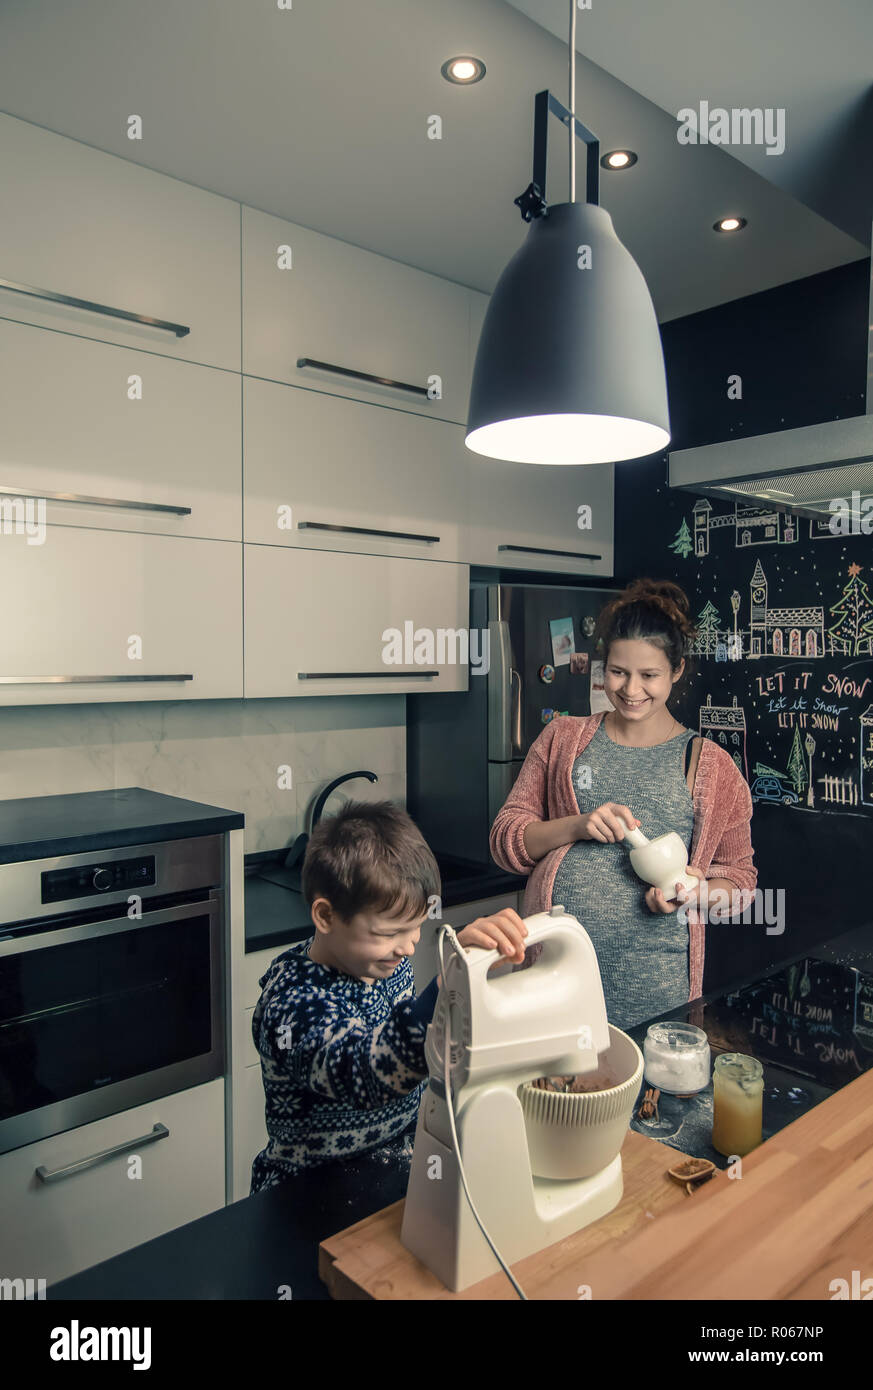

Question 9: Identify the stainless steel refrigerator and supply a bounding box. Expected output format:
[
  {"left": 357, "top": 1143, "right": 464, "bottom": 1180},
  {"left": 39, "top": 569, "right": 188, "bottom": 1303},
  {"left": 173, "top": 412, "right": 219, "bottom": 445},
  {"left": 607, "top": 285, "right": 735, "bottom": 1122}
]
[{"left": 407, "top": 580, "right": 622, "bottom": 866}]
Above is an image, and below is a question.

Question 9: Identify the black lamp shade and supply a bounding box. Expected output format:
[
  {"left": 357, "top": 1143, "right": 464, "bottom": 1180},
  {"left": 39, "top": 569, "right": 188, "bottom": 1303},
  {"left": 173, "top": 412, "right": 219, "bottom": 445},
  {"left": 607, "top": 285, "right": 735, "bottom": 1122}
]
[{"left": 466, "top": 202, "right": 671, "bottom": 465}]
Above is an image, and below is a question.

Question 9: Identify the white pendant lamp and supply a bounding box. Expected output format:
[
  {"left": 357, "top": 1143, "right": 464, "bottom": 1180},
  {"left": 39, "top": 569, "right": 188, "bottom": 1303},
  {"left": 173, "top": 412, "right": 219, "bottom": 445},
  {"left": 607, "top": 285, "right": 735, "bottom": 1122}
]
[{"left": 466, "top": 4, "right": 670, "bottom": 466}]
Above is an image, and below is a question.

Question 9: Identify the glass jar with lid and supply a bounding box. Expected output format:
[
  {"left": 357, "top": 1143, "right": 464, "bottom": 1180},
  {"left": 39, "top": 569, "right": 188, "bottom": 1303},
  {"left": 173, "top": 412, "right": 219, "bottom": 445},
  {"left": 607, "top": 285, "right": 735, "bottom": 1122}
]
[
  {"left": 643, "top": 1022, "right": 710, "bottom": 1095},
  {"left": 711, "top": 1053, "right": 764, "bottom": 1157}
]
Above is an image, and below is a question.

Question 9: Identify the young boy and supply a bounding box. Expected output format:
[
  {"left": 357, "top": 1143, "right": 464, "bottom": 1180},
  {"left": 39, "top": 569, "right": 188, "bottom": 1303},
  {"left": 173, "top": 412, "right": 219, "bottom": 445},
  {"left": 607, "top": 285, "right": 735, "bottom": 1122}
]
[{"left": 250, "top": 799, "right": 527, "bottom": 1193}]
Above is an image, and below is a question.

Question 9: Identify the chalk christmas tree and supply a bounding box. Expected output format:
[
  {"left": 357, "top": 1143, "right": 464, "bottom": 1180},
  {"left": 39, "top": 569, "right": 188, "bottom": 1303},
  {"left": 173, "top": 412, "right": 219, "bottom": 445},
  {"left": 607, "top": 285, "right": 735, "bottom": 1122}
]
[
  {"left": 668, "top": 517, "right": 693, "bottom": 559},
  {"left": 695, "top": 599, "right": 721, "bottom": 656},
  {"left": 786, "top": 726, "right": 808, "bottom": 793},
  {"left": 827, "top": 564, "right": 873, "bottom": 656}
]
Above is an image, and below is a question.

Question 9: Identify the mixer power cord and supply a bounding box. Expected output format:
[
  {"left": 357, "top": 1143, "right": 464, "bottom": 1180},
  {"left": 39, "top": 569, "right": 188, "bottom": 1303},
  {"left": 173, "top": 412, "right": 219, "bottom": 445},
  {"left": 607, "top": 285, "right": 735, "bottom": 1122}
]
[{"left": 437, "top": 926, "right": 528, "bottom": 1302}]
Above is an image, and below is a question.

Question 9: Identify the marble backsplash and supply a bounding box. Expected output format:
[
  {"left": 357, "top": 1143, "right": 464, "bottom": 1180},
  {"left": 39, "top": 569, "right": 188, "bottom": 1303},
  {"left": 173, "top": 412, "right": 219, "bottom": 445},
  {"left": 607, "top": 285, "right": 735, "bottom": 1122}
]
[{"left": 0, "top": 695, "right": 406, "bottom": 853}]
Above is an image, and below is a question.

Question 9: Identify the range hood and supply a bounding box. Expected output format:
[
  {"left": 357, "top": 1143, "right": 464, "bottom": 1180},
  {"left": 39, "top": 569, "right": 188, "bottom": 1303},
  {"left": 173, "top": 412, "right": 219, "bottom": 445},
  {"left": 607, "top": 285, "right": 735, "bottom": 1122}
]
[{"left": 668, "top": 245, "right": 873, "bottom": 525}]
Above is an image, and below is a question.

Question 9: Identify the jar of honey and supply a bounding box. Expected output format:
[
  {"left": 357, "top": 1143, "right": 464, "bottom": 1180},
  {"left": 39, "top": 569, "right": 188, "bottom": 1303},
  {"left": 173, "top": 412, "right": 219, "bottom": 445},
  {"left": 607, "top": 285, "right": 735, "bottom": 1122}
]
[{"left": 711, "top": 1053, "right": 764, "bottom": 1157}]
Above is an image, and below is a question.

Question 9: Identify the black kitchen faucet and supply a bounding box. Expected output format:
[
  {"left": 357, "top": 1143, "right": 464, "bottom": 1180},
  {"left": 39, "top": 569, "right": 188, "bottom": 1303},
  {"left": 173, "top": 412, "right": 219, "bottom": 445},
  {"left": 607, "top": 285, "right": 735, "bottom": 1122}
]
[{"left": 282, "top": 770, "right": 379, "bottom": 882}]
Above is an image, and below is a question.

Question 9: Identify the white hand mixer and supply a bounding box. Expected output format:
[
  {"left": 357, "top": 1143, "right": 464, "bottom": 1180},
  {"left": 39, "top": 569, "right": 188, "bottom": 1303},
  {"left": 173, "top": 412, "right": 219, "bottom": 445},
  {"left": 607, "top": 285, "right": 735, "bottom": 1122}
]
[{"left": 401, "top": 906, "right": 643, "bottom": 1294}]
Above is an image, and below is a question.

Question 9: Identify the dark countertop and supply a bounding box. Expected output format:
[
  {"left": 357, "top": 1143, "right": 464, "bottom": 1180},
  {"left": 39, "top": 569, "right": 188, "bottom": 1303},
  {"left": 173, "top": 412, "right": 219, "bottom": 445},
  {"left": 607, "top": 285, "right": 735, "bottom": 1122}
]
[
  {"left": 244, "top": 872, "right": 313, "bottom": 953},
  {"left": 0, "top": 786, "right": 244, "bottom": 863},
  {"left": 49, "top": 915, "right": 873, "bottom": 1301},
  {"left": 244, "top": 851, "right": 525, "bottom": 953},
  {"left": 626, "top": 918, "right": 873, "bottom": 1167}
]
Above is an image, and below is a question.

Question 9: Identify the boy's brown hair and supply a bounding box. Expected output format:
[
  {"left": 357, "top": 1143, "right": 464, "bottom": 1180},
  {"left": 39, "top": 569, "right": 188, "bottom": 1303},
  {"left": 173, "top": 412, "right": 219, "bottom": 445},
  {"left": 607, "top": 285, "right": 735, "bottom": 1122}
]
[{"left": 301, "top": 799, "right": 440, "bottom": 922}]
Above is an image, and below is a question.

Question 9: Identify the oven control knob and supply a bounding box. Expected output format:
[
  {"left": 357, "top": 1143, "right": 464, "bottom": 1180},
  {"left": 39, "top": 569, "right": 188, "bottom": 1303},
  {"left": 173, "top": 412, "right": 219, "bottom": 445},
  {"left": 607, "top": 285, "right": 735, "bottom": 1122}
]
[{"left": 92, "top": 868, "right": 114, "bottom": 892}]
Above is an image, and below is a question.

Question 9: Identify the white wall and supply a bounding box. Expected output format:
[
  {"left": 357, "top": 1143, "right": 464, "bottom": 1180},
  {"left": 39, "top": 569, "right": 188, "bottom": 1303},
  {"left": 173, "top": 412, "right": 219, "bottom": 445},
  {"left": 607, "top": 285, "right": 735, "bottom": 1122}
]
[{"left": 0, "top": 696, "right": 405, "bottom": 853}]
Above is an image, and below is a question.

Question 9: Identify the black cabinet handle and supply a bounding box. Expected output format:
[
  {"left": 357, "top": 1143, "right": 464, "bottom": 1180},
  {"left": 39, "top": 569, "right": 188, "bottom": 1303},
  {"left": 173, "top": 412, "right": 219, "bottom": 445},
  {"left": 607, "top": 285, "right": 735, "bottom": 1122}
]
[
  {"left": 298, "top": 521, "right": 439, "bottom": 544},
  {"left": 298, "top": 671, "right": 438, "bottom": 680},
  {"left": 497, "top": 544, "right": 602, "bottom": 560},
  {"left": 0, "top": 485, "right": 190, "bottom": 516},
  {"left": 0, "top": 675, "right": 193, "bottom": 685},
  {"left": 296, "top": 357, "right": 432, "bottom": 399},
  {"left": 0, "top": 277, "right": 190, "bottom": 337}
]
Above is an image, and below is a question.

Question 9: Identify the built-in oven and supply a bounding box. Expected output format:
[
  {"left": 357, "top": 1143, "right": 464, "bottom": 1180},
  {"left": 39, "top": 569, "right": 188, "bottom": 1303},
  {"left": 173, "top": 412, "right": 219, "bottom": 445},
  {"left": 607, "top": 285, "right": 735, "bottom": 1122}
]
[{"left": 0, "top": 834, "right": 225, "bottom": 1156}]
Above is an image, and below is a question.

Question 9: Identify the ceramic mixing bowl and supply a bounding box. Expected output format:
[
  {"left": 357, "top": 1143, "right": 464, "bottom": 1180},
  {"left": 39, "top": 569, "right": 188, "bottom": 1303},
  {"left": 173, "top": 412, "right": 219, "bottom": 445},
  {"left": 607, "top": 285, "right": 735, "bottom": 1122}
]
[{"left": 518, "top": 1024, "right": 644, "bottom": 1180}]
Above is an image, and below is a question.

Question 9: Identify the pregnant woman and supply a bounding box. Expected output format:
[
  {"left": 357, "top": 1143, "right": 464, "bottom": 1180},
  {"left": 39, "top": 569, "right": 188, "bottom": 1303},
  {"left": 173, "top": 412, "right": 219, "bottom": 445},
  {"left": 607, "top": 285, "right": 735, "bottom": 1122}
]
[{"left": 490, "top": 579, "right": 757, "bottom": 1029}]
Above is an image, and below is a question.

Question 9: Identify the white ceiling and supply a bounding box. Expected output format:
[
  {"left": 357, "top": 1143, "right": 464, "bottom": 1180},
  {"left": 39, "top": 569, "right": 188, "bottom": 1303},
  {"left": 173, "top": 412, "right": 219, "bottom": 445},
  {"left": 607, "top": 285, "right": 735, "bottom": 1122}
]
[
  {"left": 509, "top": 0, "right": 873, "bottom": 246},
  {"left": 0, "top": 0, "right": 865, "bottom": 323}
]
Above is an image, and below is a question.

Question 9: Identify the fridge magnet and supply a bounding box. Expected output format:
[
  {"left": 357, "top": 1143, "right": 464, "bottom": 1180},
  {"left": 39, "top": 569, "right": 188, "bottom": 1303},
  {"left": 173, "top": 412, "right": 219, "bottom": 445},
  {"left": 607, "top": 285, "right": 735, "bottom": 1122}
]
[
  {"left": 538, "top": 663, "right": 556, "bottom": 684},
  {"left": 589, "top": 659, "right": 615, "bottom": 715},
  {"left": 541, "top": 708, "right": 569, "bottom": 725},
  {"left": 549, "top": 616, "right": 575, "bottom": 666},
  {"left": 569, "top": 652, "right": 590, "bottom": 676},
  {"left": 581, "top": 615, "right": 596, "bottom": 638}
]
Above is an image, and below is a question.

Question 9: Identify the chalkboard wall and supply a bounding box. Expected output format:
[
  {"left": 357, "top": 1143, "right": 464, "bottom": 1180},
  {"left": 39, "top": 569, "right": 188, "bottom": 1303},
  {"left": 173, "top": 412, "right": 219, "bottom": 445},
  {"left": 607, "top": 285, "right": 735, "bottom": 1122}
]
[{"left": 615, "top": 257, "right": 872, "bottom": 991}]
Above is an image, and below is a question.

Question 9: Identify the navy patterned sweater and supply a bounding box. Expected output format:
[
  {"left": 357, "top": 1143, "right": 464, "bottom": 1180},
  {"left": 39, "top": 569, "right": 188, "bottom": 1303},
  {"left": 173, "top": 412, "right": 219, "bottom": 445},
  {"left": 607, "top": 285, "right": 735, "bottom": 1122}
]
[{"left": 250, "top": 936, "right": 439, "bottom": 1190}]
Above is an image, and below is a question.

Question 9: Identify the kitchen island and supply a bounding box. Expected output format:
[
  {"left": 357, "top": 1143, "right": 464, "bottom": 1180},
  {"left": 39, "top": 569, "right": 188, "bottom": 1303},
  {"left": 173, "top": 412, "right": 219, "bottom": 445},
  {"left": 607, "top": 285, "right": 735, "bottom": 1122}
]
[{"left": 48, "top": 919, "right": 873, "bottom": 1301}]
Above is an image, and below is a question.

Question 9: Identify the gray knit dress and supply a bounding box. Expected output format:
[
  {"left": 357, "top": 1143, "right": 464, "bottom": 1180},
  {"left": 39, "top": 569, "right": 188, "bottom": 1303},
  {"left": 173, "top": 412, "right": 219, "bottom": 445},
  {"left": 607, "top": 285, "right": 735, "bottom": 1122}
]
[{"left": 551, "top": 720, "right": 696, "bottom": 1030}]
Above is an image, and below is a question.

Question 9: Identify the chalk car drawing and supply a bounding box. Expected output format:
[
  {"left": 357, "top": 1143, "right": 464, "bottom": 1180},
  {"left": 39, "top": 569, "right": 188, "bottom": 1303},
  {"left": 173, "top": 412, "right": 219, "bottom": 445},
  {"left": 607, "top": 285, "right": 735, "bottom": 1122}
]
[{"left": 751, "top": 775, "right": 800, "bottom": 805}]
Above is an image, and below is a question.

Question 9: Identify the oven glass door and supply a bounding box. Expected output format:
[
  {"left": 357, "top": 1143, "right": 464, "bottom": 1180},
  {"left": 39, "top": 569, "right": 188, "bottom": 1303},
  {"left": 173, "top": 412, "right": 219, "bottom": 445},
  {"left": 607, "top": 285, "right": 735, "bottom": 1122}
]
[{"left": 0, "top": 896, "right": 223, "bottom": 1153}]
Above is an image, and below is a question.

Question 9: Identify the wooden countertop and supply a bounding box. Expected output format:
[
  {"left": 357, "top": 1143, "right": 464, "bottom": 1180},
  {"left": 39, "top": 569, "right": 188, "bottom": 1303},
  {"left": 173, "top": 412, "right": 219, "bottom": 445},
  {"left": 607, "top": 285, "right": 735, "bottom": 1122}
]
[{"left": 319, "top": 1068, "right": 873, "bottom": 1300}]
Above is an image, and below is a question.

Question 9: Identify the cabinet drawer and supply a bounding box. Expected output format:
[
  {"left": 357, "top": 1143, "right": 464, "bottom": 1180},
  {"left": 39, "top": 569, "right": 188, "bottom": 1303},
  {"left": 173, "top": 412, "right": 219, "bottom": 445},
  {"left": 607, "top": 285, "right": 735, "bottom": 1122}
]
[
  {"left": 0, "top": 114, "right": 240, "bottom": 369},
  {"left": 244, "top": 377, "right": 466, "bottom": 560},
  {"left": 242, "top": 207, "right": 470, "bottom": 424},
  {"left": 0, "top": 529, "right": 242, "bottom": 704},
  {"left": 0, "top": 1079, "right": 225, "bottom": 1288},
  {"left": 0, "top": 319, "right": 241, "bottom": 540},
  {"left": 244, "top": 546, "right": 469, "bottom": 697},
  {"left": 464, "top": 457, "right": 615, "bottom": 576}
]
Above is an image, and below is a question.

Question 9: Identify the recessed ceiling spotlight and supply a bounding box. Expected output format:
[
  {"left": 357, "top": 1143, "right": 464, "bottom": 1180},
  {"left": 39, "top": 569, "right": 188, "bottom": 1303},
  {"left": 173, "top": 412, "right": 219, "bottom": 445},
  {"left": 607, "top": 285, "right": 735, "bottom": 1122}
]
[
  {"left": 600, "top": 149, "right": 638, "bottom": 170},
  {"left": 441, "top": 56, "right": 486, "bottom": 85},
  {"left": 714, "top": 216, "right": 747, "bottom": 233}
]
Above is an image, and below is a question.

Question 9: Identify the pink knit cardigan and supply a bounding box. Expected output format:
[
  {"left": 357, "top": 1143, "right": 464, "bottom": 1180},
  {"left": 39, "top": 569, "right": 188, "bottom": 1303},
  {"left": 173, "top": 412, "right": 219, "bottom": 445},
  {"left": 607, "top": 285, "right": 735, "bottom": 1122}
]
[{"left": 489, "top": 711, "right": 757, "bottom": 1003}]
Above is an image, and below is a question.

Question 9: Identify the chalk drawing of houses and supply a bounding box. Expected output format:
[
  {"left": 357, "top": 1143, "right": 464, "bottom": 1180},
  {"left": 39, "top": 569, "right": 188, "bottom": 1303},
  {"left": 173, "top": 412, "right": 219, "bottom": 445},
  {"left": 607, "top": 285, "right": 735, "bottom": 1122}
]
[
  {"left": 700, "top": 694, "right": 749, "bottom": 782},
  {"left": 746, "top": 559, "right": 825, "bottom": 659},
  {"left": 690, "top": 499, "right": 798, "bottom": 559}
]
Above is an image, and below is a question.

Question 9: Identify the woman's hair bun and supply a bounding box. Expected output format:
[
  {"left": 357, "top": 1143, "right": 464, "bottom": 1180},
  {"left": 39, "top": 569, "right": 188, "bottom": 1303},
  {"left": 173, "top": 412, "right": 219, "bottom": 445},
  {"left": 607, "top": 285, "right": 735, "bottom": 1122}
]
[
  {"left": 623, "top": 578, "right": 691, "bottom": 619},
  {"left": 593, "top": 577, "right": 697, "bottom": 681}
]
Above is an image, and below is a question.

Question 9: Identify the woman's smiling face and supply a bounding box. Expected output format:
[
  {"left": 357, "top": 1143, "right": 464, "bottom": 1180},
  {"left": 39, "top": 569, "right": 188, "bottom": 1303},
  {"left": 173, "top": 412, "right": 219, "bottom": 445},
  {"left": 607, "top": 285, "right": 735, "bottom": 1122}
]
[{"left": 604, "top": 638, "right": 683, "bottom": 719}]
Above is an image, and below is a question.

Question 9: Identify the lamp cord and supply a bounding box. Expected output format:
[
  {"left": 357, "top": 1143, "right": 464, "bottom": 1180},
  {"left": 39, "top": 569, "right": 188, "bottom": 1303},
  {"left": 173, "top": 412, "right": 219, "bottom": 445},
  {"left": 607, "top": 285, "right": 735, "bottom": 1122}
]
[{"left": 569, "top": 0, "right": 577, "bottom": 202}]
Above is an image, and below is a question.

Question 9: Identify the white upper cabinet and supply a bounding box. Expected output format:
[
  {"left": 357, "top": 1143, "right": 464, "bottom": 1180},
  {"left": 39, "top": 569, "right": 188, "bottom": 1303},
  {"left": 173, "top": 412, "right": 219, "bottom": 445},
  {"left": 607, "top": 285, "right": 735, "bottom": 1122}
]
[
  {"left": 244, "top": 546, "right": 470, "bottom": 697},
  {"left": 0, "top": 114, "right": 240, "bottom": 369},
  {"left": 0, "top": 319, "right": 241, "bottom": 540},
  {"left": 465, "top": 456, "right": 615, "bottom": 577},
  {"left": 243, "top": 377, "right": 466, "bottom": 561},
  {"left": 242, "top": 207, "right": 471, "bottom": 424},
  {"left": 0, "top": 530, "right": 242, "bottom": 704}
]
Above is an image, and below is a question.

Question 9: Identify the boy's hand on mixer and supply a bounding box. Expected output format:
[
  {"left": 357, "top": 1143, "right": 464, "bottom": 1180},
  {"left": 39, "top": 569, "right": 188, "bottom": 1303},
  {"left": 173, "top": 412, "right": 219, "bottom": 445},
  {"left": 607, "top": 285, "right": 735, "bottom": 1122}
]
[
  {"left": 645, "top": 866, "right": 706, "bottom": 914},
  {"left": 456, "top": 909, "right": 528, "bottom": 963},
  {"left": 578, "top": 804, "right": 640, "bottom": 843}
]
